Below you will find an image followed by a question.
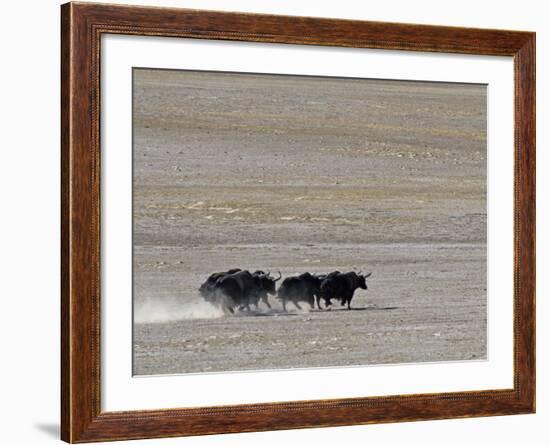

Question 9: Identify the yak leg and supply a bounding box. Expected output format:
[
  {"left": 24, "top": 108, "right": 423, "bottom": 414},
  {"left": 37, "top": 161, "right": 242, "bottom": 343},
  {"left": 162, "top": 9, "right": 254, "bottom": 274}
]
[
  {"left": 293, "top": 301, "right": 303, "bottom": 310},
  {"left": 219, "top": 294, "right": 235, "bottom": 315},
  {"left": 263, "top": 295, "right": 272, "bottom": 309},
  {"left": 221, "top": 304, "right": 234, "bottom": 315},
  {"left": 316, "top": 295, "right": 323, "bottom": 310},
  {"left": 282, "top": 299, "right": 287, "bottom": 312},
  {"left": 238, "top": 300, "right": 251, "bottom": 312}
]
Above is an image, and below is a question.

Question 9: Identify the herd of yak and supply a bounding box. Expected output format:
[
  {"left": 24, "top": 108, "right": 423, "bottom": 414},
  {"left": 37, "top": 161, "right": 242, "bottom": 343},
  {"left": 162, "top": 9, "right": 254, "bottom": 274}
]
[{"left": 199, "top": 268, "right": 372, "bottom": 314}]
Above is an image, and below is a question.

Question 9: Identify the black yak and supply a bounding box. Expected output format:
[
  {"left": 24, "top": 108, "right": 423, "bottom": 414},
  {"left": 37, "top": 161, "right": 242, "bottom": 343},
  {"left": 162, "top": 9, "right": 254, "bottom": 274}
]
[
  {"left": 277, "top": 272, "right": 323, "bottom": 311},
  {"left": 249, "top": 270, "right": 281, "bottom": 309},
  {"left": 318, "top": 271, "right": 372, "bottom": 309}
]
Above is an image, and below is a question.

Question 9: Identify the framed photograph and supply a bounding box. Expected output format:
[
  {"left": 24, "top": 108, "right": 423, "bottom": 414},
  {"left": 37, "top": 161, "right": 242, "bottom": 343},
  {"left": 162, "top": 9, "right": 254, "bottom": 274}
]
[{"left": 61, "top": 2, "right": 535, "bottom": 442}]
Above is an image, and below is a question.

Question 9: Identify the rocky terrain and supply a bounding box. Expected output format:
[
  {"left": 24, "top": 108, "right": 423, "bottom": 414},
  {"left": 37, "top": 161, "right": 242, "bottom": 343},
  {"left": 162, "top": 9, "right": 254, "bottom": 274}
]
[{"left": 132, "top": 69, "right": 487, "bottom": 375}]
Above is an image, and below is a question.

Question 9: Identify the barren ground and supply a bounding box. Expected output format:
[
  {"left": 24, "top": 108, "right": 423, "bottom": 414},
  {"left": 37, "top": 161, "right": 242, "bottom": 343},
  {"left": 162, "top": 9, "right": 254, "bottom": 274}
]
[{"left": 132, "top": 69, "right": 487, "bottom": 375}]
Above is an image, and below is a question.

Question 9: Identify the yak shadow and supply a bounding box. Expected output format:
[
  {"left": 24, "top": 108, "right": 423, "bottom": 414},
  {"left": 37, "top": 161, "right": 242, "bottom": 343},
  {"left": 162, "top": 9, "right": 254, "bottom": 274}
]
[
  {"left": 233, "top": 306, "right": 398, "bottom": 317},
  {"left": 354, "top": 306, "right": 398, "bottom": 311},
  {"left": 234, "top": 309, "right": 298, "bottom": 317},
  {"left": 254, "top": 312, "right": 298, "bottom": 317},
  {"left": 320, "top": 306, "right": 399, "bottom": 312}
]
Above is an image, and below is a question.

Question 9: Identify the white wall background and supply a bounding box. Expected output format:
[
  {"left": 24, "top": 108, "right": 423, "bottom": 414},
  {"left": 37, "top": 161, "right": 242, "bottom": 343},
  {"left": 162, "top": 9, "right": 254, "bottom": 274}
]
[{"left": 0, "top": 1, "right": 546, "bottom": 444}]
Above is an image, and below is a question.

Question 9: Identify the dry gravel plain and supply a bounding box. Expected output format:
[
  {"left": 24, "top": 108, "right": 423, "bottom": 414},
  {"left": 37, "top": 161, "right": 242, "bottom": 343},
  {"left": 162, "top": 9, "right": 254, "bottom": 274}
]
[{"left": 132, "top": 69, "right": 487, "bottom": 375}]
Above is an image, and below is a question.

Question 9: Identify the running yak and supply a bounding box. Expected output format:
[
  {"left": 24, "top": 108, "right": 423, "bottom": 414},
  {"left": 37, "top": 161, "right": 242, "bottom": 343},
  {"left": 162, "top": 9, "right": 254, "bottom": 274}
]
[
  {"left": 249, "top": 270, "right": 281, "bottom": 309},
  {"left": 277, "top": 272, "right": 323, "bottom": 311},
  {"left": 318, "top": 271, "right": 372, "bottom": 310},
  {"left": 199, "top": 269, "right": 281, "bottom": 313},
  {"left": 198, "top": 268, "right": 241, "bottom": 303}
]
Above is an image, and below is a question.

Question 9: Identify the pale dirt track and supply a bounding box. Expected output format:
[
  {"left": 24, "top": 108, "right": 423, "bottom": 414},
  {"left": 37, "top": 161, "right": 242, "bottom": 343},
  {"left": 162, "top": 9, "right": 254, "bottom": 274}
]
[{"left": 132, "top": 69, "right": 487, "bottom": 375}]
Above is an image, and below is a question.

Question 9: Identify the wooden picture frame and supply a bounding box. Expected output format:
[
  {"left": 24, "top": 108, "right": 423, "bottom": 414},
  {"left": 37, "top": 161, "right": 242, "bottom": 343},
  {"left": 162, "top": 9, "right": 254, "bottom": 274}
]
[{"left": 61, "top": 2, "right": 535, "bottom": 442}]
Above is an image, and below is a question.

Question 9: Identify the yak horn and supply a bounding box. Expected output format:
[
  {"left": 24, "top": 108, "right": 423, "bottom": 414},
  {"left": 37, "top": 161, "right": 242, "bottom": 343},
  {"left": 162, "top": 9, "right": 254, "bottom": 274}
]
[
  {"left": 274, "top": 271, "right": 282, "bottom": 282},
  {"left": 363, "top": 272, "right": 372, "bottom": 278}
]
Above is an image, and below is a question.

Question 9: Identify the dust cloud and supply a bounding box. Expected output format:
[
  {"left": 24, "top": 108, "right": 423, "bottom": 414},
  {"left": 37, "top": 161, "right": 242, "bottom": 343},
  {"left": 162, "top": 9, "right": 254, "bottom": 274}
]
[{"left": 134, "top": 296, "right": 224, "bottom": 323}]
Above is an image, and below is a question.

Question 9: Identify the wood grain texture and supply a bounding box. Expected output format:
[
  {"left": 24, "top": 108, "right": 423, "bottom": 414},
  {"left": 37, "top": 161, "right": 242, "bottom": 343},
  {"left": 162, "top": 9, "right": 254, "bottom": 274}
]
[
  {"left": 60, "top": 2, "right": 536, "bottom": 442},
  {"left": 60, "top": 3, "right": 71, "bottom": 441}
]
